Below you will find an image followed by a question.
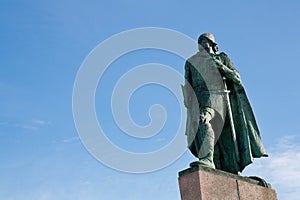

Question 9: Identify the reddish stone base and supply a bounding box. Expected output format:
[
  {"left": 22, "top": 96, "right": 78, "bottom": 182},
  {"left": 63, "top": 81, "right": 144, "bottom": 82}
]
[{"left": 178, "top": 166, "right": 277, "bottom": 200}]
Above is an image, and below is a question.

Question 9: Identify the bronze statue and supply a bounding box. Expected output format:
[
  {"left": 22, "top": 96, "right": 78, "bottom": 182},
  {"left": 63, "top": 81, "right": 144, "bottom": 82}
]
[{"left": 182, "top": 33, "right": 268, "bottom": 174}]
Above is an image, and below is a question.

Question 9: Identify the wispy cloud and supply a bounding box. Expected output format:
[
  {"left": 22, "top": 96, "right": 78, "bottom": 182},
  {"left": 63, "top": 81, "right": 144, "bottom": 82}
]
[
  {"left": 19, "top": 124, "right": 39, "bottom": 131},
  {"left": 32, "top": 119, "right": 51, "bottom": 126},
  {"left": 63, "top": 136, "right": 79, "bottom": 143},
  {"left": 243, "top": 135, "right": 300, "bottom": 200},
  {"left": 14, "top": 119, "right": 51, "bottom": 131}
]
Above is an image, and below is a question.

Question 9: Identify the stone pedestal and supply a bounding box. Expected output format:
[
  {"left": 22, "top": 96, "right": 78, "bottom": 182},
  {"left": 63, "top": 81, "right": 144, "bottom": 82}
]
[{"left": 178, "top": 166, "right": 277, "bottom": 200}]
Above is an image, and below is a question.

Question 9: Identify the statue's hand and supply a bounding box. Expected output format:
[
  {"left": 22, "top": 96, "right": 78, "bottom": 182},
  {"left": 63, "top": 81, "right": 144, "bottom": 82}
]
[
  {"left": 234, "top": 71, "right": 241, "bottom": 80},
  {"left": 233, "top": 71, "right": 242, "bottom": 84},
  {"left": 200, "top": 111, "right": 212, "bottom": 124}
]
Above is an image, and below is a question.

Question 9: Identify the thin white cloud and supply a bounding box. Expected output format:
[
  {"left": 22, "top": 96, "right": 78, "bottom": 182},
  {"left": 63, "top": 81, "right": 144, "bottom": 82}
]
[
  {"left": 20, "top": 124, "right": 39, "bottom": 131},
  {"left": 242, "top": 135, "right": 300, "bottom": 200},
  {"left": 63, "top": 136, "right": 80, "bottom": 143},
  {"left": 14, "top": 119, "right": 51, "bottom": 131},
  {"left": 32, "top": 119, "right": 51, "bottom": 126}
]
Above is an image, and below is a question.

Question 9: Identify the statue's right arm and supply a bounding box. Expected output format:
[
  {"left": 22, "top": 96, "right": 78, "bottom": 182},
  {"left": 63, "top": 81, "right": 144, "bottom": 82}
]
[
  {"left": 215, "top": 60, "right": 241, "bottom": 84},
  {"left": 183, "top": 61, "right": 193, "bottom": 108}
]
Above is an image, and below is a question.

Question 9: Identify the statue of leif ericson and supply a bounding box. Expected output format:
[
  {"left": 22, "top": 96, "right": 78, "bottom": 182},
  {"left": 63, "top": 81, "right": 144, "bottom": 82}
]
[{"left": 182, "top": 33, "right": 268, "bottom": 174}]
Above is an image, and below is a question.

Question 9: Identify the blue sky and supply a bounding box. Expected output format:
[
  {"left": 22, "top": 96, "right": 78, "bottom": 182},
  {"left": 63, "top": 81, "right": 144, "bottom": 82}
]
[{"left": 1, "top": 0, "right": 300, "bottom": 199}]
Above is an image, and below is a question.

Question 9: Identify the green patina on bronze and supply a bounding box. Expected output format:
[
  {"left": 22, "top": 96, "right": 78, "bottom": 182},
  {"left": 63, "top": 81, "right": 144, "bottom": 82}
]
[{"left": 182, "top": 33, "right": 268, "bottom": 174}]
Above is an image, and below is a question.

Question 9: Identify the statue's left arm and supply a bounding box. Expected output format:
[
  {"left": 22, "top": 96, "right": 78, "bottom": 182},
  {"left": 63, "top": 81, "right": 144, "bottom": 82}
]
[{"left": 214, "top": 52, "right": 242, "bottom": 85}]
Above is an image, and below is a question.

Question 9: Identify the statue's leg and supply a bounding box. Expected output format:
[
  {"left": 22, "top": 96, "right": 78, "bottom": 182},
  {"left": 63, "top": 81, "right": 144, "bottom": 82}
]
[{"left": 190, "top": 121, "right": 215, "bottom": 169}]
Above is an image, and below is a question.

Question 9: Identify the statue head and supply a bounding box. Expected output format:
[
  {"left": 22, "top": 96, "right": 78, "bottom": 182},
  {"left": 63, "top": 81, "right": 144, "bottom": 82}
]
[
  {"left": 198, "top": 33, "right": 218, "bottom": 54},
  {"left": 198, "top": 33, "right": 216, "bottom": 44}
]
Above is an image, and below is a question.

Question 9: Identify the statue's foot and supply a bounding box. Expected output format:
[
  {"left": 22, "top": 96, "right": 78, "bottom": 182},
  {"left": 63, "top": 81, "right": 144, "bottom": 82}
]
[{"left": 190, "top": 159, "right": 215, "bottom": 169}]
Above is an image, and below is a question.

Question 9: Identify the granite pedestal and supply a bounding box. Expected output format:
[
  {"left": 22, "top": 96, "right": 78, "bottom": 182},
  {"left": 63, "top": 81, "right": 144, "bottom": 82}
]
[{"left": 178, "top": 166, "right": 277, "bottom": 200}]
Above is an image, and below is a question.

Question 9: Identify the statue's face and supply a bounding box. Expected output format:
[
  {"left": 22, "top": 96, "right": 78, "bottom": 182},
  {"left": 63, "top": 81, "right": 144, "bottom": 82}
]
[
  {"left": 198, "top": 38, "right": 214, "bottom": 54},
  {"left": 212, "top": 44, "right": 219, "bottom": 54}
]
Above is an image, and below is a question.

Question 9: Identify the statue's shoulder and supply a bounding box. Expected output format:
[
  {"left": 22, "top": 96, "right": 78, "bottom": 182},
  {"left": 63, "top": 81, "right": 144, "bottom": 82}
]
[
  {"left": 219, "top": 52, "right": 230, "bottom": 62},
  {"left": 185, "top": 54, "right": 198, "bottom": 69},
  {"left": 187, "top": 53, "right": 199, "bottom": 62},
  {"left": 219, "top": 52, "right": 236, "bottom": 70}
]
